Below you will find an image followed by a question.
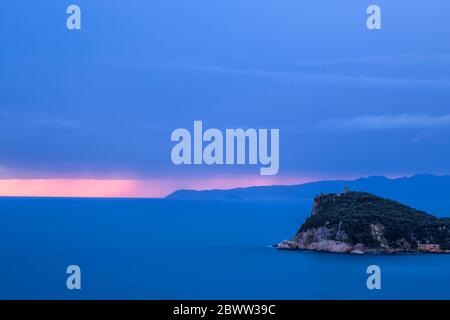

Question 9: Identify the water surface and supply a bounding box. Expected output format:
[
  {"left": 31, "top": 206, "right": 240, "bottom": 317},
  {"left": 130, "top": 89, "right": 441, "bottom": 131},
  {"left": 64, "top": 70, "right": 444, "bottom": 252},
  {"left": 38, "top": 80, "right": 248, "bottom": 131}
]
[{"left": 0, "top": 198, "right": 448, "bottom": 299}]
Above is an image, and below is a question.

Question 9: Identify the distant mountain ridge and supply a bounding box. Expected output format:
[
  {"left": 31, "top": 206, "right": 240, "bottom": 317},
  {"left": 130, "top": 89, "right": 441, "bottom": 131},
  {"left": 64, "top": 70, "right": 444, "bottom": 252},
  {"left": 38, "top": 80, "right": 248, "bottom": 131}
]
[{"left": 166, "top": 174, "right": 450, "bottom": 216}]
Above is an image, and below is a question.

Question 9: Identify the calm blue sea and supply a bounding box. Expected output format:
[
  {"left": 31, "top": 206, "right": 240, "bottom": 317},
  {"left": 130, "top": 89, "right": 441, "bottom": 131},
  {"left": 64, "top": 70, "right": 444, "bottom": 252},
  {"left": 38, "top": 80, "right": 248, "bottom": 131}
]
[{"left": 0, "top": 197, "right": 449, "bottom": 299}]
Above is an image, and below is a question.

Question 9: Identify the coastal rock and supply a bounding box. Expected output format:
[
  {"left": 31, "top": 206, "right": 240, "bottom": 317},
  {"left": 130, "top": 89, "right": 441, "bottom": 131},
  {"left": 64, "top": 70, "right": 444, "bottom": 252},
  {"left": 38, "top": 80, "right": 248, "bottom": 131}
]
[
  {"left": 307, "top": 240, "right": 353, "bottom": 253},
  {"left": 278, "top": 191, "right": 450, "bottom": 255},
  {"left": 293, "top": 226, "right": 334, "bottom": 245},
  {"left": 350, "top": 243, "right": 365, "bottom": 254},
  {"left": 277, "top": 238, "right": 353, "bottom": 253},
  {"left": 277, "top": 240, "right": 303, "bottom": 250},
  {"left": 278, "top": 226, "right": 354, "bottom": 253}
]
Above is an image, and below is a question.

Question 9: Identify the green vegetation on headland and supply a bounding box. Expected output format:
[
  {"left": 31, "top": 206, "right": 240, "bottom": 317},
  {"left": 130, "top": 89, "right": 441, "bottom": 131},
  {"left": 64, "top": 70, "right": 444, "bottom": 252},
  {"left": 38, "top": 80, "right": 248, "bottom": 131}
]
[{"left": 278, "top": 191, "right": 450, "bottom": 254}]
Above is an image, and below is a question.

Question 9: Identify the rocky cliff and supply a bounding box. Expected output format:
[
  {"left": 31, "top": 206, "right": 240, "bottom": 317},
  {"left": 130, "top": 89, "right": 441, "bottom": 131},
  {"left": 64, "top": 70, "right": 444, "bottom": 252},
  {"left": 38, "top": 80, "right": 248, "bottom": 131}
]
[{"left": 278, "top": 191, "right": 450, "bottom": 254}]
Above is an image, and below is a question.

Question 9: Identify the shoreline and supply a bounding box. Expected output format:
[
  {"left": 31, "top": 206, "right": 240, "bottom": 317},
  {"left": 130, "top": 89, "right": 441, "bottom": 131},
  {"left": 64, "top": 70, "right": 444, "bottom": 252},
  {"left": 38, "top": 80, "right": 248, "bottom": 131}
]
[{"left": 275, "top": 242, "right": 450, "bottom": 255}]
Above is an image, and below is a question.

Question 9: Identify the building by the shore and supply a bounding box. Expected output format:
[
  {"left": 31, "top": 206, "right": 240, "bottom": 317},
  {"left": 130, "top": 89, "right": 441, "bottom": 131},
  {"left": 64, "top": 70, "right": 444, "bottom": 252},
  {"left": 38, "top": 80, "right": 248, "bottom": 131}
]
[{"left": 417, "top": 244, "right": 440, "bottom": 252}]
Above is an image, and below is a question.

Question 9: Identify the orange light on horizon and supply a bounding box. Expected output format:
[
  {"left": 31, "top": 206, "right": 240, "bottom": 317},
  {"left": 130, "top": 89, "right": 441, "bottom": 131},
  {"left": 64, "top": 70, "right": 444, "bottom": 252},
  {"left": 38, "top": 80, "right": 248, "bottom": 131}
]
[
  {"left": 0, "top": 176, "right": 312, "bottom": 198},
  {"left": 0, "top": 179, "right": 141, "bottom": 198}
]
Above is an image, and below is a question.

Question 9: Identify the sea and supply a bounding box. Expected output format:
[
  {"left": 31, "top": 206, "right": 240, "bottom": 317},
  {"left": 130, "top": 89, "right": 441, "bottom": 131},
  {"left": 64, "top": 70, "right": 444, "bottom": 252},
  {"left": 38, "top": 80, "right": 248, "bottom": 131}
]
[{"left": 0, "top": 197, "right": 449, "bottom": 299}]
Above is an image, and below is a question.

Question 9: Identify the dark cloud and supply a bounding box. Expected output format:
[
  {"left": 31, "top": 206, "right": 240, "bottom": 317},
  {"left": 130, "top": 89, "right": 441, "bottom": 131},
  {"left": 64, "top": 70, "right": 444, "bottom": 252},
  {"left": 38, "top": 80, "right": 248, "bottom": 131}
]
[{"left": 1, "top": 0, "right": 450, "bottom": 178}]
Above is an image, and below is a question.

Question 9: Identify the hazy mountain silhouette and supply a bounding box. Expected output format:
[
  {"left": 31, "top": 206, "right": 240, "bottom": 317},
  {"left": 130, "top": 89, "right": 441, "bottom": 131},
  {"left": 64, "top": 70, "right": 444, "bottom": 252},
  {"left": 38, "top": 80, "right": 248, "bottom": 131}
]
[{"left": 166, "top": 174, "right": 450, "bottom": 216}]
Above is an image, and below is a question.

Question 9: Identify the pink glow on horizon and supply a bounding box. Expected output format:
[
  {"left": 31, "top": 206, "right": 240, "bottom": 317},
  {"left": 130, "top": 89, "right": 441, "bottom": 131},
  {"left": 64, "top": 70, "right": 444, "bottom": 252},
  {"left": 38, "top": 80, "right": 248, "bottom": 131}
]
[
  {"left": 0, "top": 179, "right": 139, "bottom": 198},
  {"left": 0, "top": 176, "right": 318, "bottom": 198}
]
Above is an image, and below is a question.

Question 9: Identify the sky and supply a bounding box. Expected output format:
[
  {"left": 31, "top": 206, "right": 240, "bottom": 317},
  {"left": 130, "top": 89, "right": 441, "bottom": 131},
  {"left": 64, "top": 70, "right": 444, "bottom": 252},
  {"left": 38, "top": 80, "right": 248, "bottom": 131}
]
[{"left": 1, "top": 0, "right": 450, "bottom": 197}]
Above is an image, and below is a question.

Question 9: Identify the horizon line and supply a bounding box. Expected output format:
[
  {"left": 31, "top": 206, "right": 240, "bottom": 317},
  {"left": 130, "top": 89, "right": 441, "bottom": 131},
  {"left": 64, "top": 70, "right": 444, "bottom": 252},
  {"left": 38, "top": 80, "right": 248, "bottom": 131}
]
[{"left": 0, "top": 173, "right": 442, "bottom": 199}]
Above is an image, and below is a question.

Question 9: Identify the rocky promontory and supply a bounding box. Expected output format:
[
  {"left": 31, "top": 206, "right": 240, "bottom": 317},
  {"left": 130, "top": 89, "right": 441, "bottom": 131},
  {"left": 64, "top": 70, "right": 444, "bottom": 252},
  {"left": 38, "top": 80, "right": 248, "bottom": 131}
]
[{"left": 278, "top": 191, "right": 450, "bottom": 254}]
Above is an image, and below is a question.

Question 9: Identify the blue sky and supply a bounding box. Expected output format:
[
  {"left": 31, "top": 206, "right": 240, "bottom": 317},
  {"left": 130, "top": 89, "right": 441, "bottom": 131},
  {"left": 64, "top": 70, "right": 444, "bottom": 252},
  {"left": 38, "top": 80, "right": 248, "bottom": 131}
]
[{"left": 1, "top": 0, "right": 450, "bottom": 191}]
